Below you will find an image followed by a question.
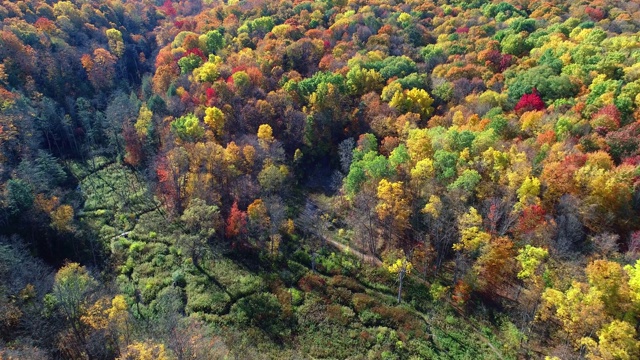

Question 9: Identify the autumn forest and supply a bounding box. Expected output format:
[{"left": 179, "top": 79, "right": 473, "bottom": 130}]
[{"left": 2, "top": 0, "right": 640, "bottom": 358}]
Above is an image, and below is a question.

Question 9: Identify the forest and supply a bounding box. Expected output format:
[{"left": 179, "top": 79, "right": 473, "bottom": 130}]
[{"left": 1, "top": 0, "right": 640, "bottom": 358}]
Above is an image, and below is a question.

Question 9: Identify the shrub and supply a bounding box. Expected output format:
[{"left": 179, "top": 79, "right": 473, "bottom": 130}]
[
  {"left": 327, "top": 304, "right": 355, "bottom": 326},
  {"left": 352, "top": 293, "right": 378, "bottom": 312},
  {"left": 230, "top": 292, "right": 283, "bottom": 331},
  {"left": 290, "top": 288, "right": 304, "bottom": 306},
  {"left": 171, "top": 270, "right": 186, "bottom": 287},
  {"left": 328, "top": 275, "right": 365, "bottom": 292},
  {"left": 297, "top": 273, "right": 326, "bottom": 294},
  {"left": 359, "top": 309, "right": 381, "bottom": 326},
  {"left": 326, "top": 286, "right": 352, "bottom": 305}
]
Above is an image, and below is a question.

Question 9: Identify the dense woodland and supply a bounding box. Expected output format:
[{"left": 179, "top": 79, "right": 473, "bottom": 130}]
[{"left": 2, "top": 0, "right": 640, "bottom": 358}]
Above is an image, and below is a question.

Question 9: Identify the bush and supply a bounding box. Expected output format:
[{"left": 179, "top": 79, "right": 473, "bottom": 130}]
[
  {"left": 327, "top": 304, "right": 355, "bottom": 326},
  {"left": 185, "top": 281, "right": 230, "bottom": 314},
  {"left": 286, "top": 260, "right": 308, "bottom": 283},
  {"left": 326, "top": 286, "right": 352, "bottom": 305},
  {"left": 291, "top": 249, "right": 312, "bottom": 266},
  {"left": 290, "top": 288, "right": 304, "bottom": 306},
  {"left": 352, "top": 293, "right": 380, "bottom": 312},
  {"left": 359, "top": 309, "right": 381, "bottom": 326},
  {"left": 230, "top": 292, "right": 283, "bottom": 333},
  {"left": 328, "top": 275, "right": 365, "bottom": 292},
  {"left": 371, "top": 305, "right": 425, "bottom": 337},
  {"left": 172, "top": 270, "right": 186, "bottom": 287},
  {"left": 297, "top": 273, "right": 326, "bottom": 294}
]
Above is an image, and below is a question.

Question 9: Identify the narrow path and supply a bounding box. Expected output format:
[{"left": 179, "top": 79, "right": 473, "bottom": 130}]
[{"left": 324, "top": 237, "right": 382, "bottom": 266}]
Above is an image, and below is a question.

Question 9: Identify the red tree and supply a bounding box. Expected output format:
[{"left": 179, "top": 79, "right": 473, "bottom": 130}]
[
  {"left": 225, "top": 201, "right": 247, "bottom": 239},
  {"left": 160, "top": 0, "right": 176, "bottom": 17},
  {"left": 515, "top": 88, "right": 545, "bottom": 113}
]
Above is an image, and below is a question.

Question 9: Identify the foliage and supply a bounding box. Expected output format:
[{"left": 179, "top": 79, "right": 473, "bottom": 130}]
[
  {"left": 171, "top": 113, "right": 204, "bottom": 141},
  {"left": 4, "top": 0, "right": 640, "bottom": 357}
]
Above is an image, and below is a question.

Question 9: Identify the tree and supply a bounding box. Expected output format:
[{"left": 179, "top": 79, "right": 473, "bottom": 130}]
[
  {"left": 454, "top": 207, "right": 491, "bottom": 252},
  {"left": 178, "top": 198, "right": 220, "bottom": 264},
  {"left": 376, "top": 179, "right": 410, "bottom": 245},
  {"left": 82, "top": 48, "right": 117, "bottom": 91},
  {"left": 117, "top": 341, "right": 174, "bottom": 360},
  {"left": 406, "top": 128, "right": 433, "bottom": 162},
  {"left": 225, "top": 201, "right": 247, "bottom": 240},
  {"left": 387, "top": 255, "right": 413, "bottom": 304},
  {"left": 585, "top": 260, "right": 631, "bottom": 315},
  {"left": 258, "top": 162, "right": 288, "bottom": 194},
  {"left": 516, "top": 245, "right": 548, "bottom": 282},
  {"left": 193, "top": 56, "right": 223, "bottom": 83},
  {"left": 474, "top": 236, "right": 516, "bottom": 296},
  {"left": 50, "top": 204, "right": 74, "bottom": 233},
  {"left": 134, "top": 105, "right": 153, "bottom": 139},
  {"left": 581, "top": 320, "right": 640, "bottom": 360},
  {"left": 6, "top": 179, "right": 33, "bottom": 216},
  {"left": 346, "top": 66, "right": 384, "bottom": 95},
  {"left": 171, "top": 114, "right": 204, "bottom": 141},
  {"left": 49, "top": 263, "right": 97, "bottom": 350},
  {"left": 433, "top": 150, "right": 458, "bottom": 180},
  {"left": 388, "top": 88, "right": 434, "bottom": 119},
  {"left": 81, "top": 294, "right": 131, "bottom": 352},
  {"left": 177, "top": 53, "right": 204, "bottom": 75},
  {"left": 448, "top": 169, "right": 482, "bottom": 193},
  {"left": 247, "top": 198, "right": 270, "bottom": 248},
  {"left": 257, "top": 124, "right": 274, "bottom": 148},
  {"left": 204, "top": 107, "right": 225, "bottom": 137},
  {"left": 106, "top": 29, "right": 125, "bottom": 58},
  {"left": 514, "top": 89, "right": 545, "bottom": 113},
  {"left": 624, "top": 260, "right": 640, "bottom": 308},
  {"left": 201, "top": 30, "right": 225, "bottom": 55},
  {"left": 540, "top": 281, "right": 608, "bottom": 345}
]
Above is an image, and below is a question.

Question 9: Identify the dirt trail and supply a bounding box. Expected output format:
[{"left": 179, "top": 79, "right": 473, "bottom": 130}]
[{"left": 323, "top": 236, "right": 382, "bottom": 266}]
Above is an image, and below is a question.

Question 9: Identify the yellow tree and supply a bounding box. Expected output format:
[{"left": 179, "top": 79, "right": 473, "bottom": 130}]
[
  {"left": 581, "top": 320, "right": 640, "bottom": 360},
  {"left": 204, "top": 106, "right": 225, "bottom": 137},
  {"left": 405, "top": 128, "right": 433, "bottom": 163},
  {"left": 539, "top": 281, "right": 608, "bottom": 345},
  {"left": 134, "top": 105, "right": 153, "bottom": 139},
  {"left": 389, "top": 88, "right": 435, "bottom": 120},
  {"left": 387, "top": 255, "right": 413, "bottom": 304},
  {"left": 247, "top": 198, "right": 270, "bottom": 248},
  {"left": 516, "top": 245, "right": 548, "bottom": 283},
  {"left": 376, "top": 179, "right": 410, "bottom": 246},
  {"left": 81, "top": 294, "right": 131, "bottom": 350},
  {"left": 117, "top": 341, "right": 174, "bottom": 360},
  {"left": 453, "top": 207, "right": 491, "bottom": 252},
  {"left": 624, "top": 260, "right": 640, "bottom": 309},
  {"left": 257, "top": 124, "right": 274, "bottom": 149},
  {"left": 50, "top": 204, "right": 74, "bottom": 232},
  {"left": 585, "top": 260, "right": 631, "bottom": 316},
  {"left": 106, "top": 28, "right": 125, "bottom": 57}
]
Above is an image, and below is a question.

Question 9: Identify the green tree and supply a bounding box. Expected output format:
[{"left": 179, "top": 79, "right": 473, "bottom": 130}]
[
  {"left": 177, "top": 198, "right": 220, "bottom": 265},
  {"left": 177, "top": 54, "right": 203, "bottom": 74},
  {"left": 6, "top": 179, "right": 33, "bottom": 216},
  {"left": 49, "top": 263, "right": 97, "bottom": 345},
  {"left": 346, "top": 66, "right": 384, "bottom": 95},
  {"left": 202, "top": 30, "right": 225, "bottom": 54},
  {"left": 171, "top": 114, "right": 204, "bottom": 141}
]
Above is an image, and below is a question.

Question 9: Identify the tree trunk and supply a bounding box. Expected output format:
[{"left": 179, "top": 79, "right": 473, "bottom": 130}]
[{"left": 397, "top": 268, "right": 405, "bottom": 304}]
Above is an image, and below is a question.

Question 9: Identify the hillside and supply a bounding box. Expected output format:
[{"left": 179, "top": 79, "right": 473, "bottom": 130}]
[{"left": 1, "top": 0, "right": 640, "bottom": 359}]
